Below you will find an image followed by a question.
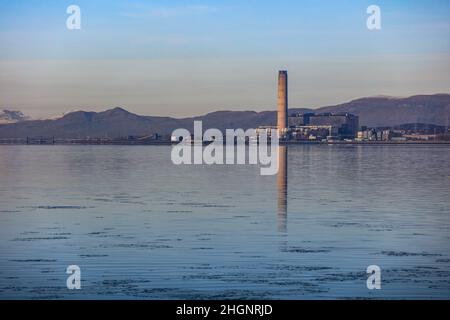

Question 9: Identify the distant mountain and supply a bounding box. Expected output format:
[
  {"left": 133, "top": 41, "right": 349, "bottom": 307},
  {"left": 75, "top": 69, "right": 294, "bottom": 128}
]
[
  {"left": 0, "top": 107, "right": 175, "bottom": 139},
  {"left": 0, "top": 110, "right": 30, "bottom": 124},
  {"left": 0, "top": 94, "right": 449, "bottom": 138},
  {"left": 0, "top": 106, "right": 311, "bottom": 139},
  {"left": 316, "top": 94, "right": 450, "bottom": 127}
]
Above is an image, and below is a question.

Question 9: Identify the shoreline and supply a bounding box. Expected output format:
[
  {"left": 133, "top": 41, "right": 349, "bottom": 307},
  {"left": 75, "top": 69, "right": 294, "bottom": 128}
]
[{"left": 1, "top": 139, "right": 450, "bottom": 146}]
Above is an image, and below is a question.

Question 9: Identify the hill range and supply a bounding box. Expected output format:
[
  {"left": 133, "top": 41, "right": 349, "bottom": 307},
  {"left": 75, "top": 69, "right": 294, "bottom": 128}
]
[{"left": 0, "top": 94, "right": 449, "bottom": 139}]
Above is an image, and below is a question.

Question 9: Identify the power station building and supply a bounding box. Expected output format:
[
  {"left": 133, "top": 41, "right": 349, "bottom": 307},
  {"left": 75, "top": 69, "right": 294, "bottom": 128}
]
[
  {"left": 288, "top": 112, "right": 359, "bottom": 140},
  {"left": 257, "top": 70, "right": 359, "bottom": 141}
]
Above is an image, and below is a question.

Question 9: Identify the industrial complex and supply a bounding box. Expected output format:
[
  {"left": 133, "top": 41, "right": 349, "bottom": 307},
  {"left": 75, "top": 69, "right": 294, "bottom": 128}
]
[{"left": 257, "top": 70, "right": 360, "bottom": 142}]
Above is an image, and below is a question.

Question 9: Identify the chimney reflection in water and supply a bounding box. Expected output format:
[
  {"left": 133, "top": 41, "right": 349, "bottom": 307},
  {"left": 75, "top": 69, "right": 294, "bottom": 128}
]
[{"left": 277, "top": 145, "right": 288, "bottom": 232}]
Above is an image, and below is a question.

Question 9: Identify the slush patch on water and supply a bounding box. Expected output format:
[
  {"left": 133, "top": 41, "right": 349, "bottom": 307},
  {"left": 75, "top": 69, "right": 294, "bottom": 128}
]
[
  {"left": 182, "top": 264, "right": 212, "bottom": 270},
  {"left": 118, "top": 200, "right": 147, "bottom": 205},
  {"left": 79, "top": 254, "right": 109, "bottom": 258},
  {"left": 269, "top": 265, "right": 334, "bottom": 272},
  {"left": 91, "top": 233, "right": 134, "bottom": 239},
  {"left": 11, "top": 236, "right": 70, "bottom": 241},
  {"left": 378, "top": 266, "right": 450, "bottom": 289},
  {"left": 9, "top": 259, "right": 57, "bottom": 262},
  {"left": 113, "top": 194, "right": 141, "bottom": 199},
  {"left": 100, "top": 243, "right": 173, "bottom": 249},
  {"left": 92, "top": 198, "right": 113, "bottom": 202},
  {"left": 380, "top": 251, "right": 442, "bottom": 257},
  {"left": 202, "top": 290, "right": 279, "bottom": 300},
  {"left": 41, "top": 269, "right": 55, "bottom": 274},
  {"left": 284, "top": 246, "right": 331, "bottom": 253},
  {"left": 330, "top": 222, "right": 370, "bottom": 228},
  {"left": 179, "top": 202, "right": 235, "bottom": 208},
  {"left": 29, "top": 205, "right": 89, "bottom": 210},
  {"left": 182, "top": 271, "right": 328, "bottom": 295},
  {"left": 318, "top": 271, "right": 366, "bottom": 282}
]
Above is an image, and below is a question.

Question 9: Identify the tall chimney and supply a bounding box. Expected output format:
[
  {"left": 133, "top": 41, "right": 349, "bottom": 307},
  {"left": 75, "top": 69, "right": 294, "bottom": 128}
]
[{"left": 277, "top": 70, "right": 288, "bottom": 131}]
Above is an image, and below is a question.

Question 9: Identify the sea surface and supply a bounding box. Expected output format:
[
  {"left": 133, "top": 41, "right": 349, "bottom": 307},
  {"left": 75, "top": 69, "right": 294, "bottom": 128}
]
[{"left": 0, "top": 144, "right": 449, "bottom": 299}]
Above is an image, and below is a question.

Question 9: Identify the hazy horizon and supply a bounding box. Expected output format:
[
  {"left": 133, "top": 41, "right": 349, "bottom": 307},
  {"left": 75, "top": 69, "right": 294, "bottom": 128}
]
[{"left": 1, "top": 0, "right": 450, "bottom": 118}]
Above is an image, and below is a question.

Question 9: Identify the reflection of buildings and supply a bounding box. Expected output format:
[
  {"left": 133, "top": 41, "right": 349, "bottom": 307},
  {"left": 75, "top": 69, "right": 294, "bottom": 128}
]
[{"left": 277, "top": 145, "right": 287, "bottom": 232}]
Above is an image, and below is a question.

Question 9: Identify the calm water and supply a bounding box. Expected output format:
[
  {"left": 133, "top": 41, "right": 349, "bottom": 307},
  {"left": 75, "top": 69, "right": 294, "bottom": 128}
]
[{"left": 0, "top": 144, "right": 449, "bottom": 299}]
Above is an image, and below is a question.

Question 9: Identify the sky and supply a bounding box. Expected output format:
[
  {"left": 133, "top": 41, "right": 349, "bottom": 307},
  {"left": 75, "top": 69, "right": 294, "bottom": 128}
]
[{"left": 0, "top": 0, "right": 450, "bottom": 118}]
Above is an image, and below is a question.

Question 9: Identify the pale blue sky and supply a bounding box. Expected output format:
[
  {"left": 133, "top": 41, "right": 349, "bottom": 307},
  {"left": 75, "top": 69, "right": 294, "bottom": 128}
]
[{"left": 1, "top": 0, "right": 449, "bottom": 118}]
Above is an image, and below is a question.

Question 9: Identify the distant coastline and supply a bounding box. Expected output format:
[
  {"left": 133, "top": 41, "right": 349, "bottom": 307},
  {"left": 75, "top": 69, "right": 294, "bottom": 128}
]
[
  {"left": 1, "top": 94, "right": 450, "bottom": 141},
  {"left": 1, "top": 138, "right": 450, "bottom": 146}
]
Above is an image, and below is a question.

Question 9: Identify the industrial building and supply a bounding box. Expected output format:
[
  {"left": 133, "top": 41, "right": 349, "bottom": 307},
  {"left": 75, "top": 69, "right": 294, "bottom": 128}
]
[
  {"left": 288, "top": 112, "right": 359, "bottom": 140},
  {"left": 258, "top": 70, "right": 359, "bottom": 141}
]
